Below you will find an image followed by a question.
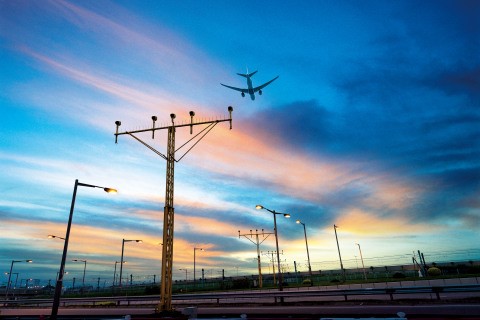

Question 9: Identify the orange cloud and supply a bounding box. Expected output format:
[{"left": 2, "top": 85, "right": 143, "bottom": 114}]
[
  {"left": 0, "top": 212, "right": 246, "bottom": 270},
  {"left": 334, "top": 208, "right": 440, "bottom": 236},
  {"left": 0, "top": 218, "right": 158, "bottom": 265},
  {"left": 183, "top": 124, "right": 423, "bottom": 213},
  {"left": 175, "top": 214, "right": 241, "bottom": 237}
]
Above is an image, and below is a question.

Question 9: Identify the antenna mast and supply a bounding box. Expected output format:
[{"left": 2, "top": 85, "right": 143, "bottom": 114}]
[{"left": 238, "top": 229, "right": 273, "bottom": 288}]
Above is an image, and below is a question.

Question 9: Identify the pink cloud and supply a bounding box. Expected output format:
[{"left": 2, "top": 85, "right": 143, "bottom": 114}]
[{"left": 183, "top": 124, "right": 424, "bottom": 212}]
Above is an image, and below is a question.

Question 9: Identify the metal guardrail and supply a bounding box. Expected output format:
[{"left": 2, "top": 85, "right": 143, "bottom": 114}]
[
  {"left": 172, "top": 284, "right": 480, "bottom": 303},
  {"left": 2, "top": 284, "right": 480, "bottom": 308}
]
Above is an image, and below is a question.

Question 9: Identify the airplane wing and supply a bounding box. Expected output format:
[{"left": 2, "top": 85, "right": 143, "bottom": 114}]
[
  {"left": 220, "top": 83, "right": 249, "bottom": 93},
  {"left": 253, "top": 76, "right": 279, "bottom": 93}
]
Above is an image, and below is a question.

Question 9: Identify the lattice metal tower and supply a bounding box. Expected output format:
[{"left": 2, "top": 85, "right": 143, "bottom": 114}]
[{"left": 114, "top": 107, "right": 233, "bottom": 312}]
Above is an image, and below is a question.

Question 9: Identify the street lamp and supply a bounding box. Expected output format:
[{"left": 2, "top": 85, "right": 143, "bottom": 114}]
[
  {"left": 333, "top": 224, "right": 346, "bottom": 282},
  {"left": 179, "top": 268, "right": 188, "bottom": 281},
  {"left": 119, "top": 239, "right": 142, "bottom": 287},
  {"left": 296, "top": 220, "right": 312, "bottom": 278},
  {"left": 356, "top": 243, "right": 368, "bottom": 281},
  {"left": 72, "top": 259, "right": 87, "bottom": 287},
  {"left": 4, "top": 272, "right": 19, "bottom": 292},
  {"left": 56, "top": 271, "right": 68, "bottom": 281},
  {"left": 179, "top": 268, "right": 188, "bottom": 292},
  {"left": 20, "top": 278, "right": 32, "bottom": 288},
  {"left": 113, "top": 261, "right": 126, "bottom": 286},
  {"left": 193, "top": 247, "right": 204, "bottom": 288},
  {"left": 255, "top": 205, "right": 290, "bottom": 291},
  {"left": 5, "top": 260, "right": 31, "bottom": 299},
  {"left": 51, "top": 179, "right": 116, "bottom": 320},
  {"left": 24, "top": 278, "right": 33, "bottom": 288}
]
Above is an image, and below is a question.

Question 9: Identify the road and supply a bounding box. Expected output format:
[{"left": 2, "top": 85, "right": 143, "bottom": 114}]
[
  {"left": 1, "top": 278, "right": 479, "bottom": 319},
  {"left": 2, "top": 304, "right": 480, "bottom": 319}
]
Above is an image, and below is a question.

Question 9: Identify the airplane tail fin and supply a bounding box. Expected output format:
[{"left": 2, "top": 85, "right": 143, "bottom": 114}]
[{"left": 237, "top": 70, "right": 258, "bottom": 78}]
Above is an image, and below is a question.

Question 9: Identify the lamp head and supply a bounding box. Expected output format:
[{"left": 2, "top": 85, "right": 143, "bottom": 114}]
[
  {"left": 284, "top": 213, "right": 291, "bottom": 218},
  {"left": 189, "top": 111, "right": 195, "bottom": 117},
  {"left": 152, "top": 116, "right": 157, "bottom": 121},
  {"left": 115, "top": 121, "right": 121, "bottom": 126},
  {"left": 170, "top": 113, "right": 176, "bottom": 120},
  {"left": 103, "top": 187, "right": 117, "bottom": 194},
  {"left": 255, "top": 205, "right": 264, "bottom": 210},
  {"left": 26, "top": 260, "right": 33, "bottom": 263},
  {"left": 296, "top": 219, "right": 301, "bottom": 224},
  {"left": 228, "top": 106, "right": 233, "bottom": 112},
  {"left": 136, "top": 240, "right": 143, "bottom": 243}
]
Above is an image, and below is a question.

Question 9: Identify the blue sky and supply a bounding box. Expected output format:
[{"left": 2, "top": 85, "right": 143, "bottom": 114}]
[{"left": 1, "top": 0, "right": 479, "bottom": 287}]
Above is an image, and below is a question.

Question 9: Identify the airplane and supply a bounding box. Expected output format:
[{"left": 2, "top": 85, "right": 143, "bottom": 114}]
[{"left": 221, "top": 70, "right": 279, "bottom": 100}]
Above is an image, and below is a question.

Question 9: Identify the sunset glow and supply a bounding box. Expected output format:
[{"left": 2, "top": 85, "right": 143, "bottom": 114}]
[{"left": 1, "top": 0, "right": 478, "bottom": 287}]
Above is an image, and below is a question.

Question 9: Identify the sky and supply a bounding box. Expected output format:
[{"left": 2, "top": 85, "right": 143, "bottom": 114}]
[{"left": 1, "top": 0, "right": 479, "bottom": 287}]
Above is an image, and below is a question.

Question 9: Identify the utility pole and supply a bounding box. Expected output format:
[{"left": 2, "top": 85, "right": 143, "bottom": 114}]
[
  {"left": 238, "top": 229, "right": 274, "bottom": 288},
  {"left": 114, "top": 107, "right": 233, "bottom": 312},
  {"left": 417, "top": 250, "right": 428, "bottom": 277},
  {"left": 356, "top": 243, "right": 367, "bottom": 281},
  {"left": 412, "top": 251, "right": 423, "bottom": 277},
  {"left": 334, "top": 224, "right": 346, "bottom": 282}
]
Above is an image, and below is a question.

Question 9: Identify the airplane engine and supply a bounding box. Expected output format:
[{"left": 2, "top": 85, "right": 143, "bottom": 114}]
[
  {"left": 259, "top": 89, "right": 263, "bottom": 95},
  {"left": 241, "top": 92, "right": 245, "bottom": 97}
]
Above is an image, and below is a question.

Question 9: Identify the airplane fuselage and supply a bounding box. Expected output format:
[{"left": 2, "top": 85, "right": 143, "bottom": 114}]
[{"left": 246, "top": 77, "right": 255, "bottom": 100}]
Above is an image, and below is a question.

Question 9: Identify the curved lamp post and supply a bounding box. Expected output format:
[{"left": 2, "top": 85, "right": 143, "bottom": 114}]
[
  {"left": 255, "top": 205, "right": 290, "bottom": 291},
  {"left": 296, "top": 220, "right": 312, "bottom": 277},
  {"left": 193, "top": 247, "right": 204, "bottom": 288},
  {"left": 119, "top": 239, "right": 142, "bottom": 287},
  {"left": 51, "top": 179, "right": 116, "bottom": 319},
  {"left": 72, "top": 259, "right": 87, "bottom": 287},
  {"left": 5, "top": 260, "right": 32, "bottom": 299}
]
